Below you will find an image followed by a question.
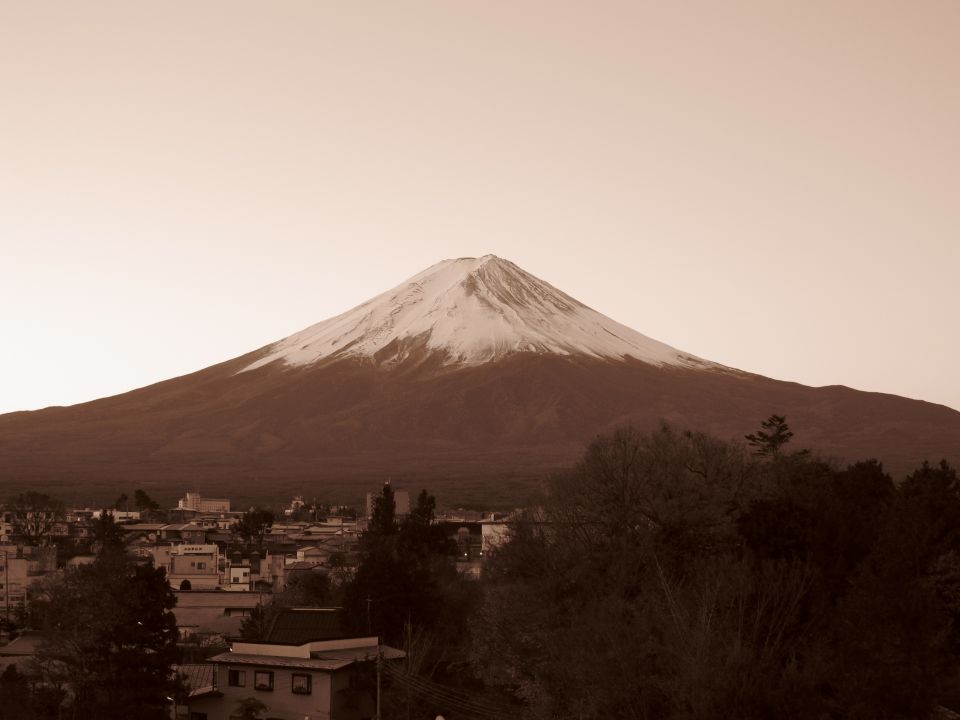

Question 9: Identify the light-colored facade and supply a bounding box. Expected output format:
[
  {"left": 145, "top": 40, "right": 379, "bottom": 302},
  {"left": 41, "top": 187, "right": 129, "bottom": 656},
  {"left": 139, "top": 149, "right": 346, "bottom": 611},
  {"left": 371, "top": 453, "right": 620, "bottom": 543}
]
[
  {"left": 0, "top": 545, "right": 57, "bottom": 619},
  {"left": 185, "top": 636, "right": 400, "bottom": 720},
  {"left": 227, "top": 565, "right": 250, "bottom": 591},
  {"left": 178, "top": 492, "right": 231, "bottom": 514},
  {"left": 167, "top": 543, "right": 221, "bottom": 590}
]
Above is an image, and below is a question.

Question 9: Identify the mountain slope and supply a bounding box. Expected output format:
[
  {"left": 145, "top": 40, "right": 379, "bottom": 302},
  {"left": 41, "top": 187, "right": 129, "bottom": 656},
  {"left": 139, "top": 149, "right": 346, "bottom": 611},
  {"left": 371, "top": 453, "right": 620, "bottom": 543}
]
[
  {"left": 1, "top": 256, "right": 958, "bottom": 507},
  {"left": 244, "top": 255, "right": 713, "bottom": 370}
]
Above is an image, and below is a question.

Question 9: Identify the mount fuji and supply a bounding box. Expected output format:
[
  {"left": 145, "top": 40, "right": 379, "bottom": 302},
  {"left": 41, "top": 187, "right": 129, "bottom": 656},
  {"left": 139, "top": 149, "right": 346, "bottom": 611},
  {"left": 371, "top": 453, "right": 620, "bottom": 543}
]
[
  {"left": 244, "top": 255, "right": 717, "bottom": 371},
  {"left": 1, "top": 255, "right": 958, "bottom": 506}
]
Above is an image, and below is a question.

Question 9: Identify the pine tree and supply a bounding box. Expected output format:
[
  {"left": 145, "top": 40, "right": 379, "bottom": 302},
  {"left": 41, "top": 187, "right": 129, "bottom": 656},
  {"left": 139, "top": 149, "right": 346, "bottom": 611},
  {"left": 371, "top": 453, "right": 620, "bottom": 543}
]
[
  {"left": 31, "top": 522, "right": 182, "bottom": 719},
  {"left": 744, "top": 414, "right": 794, "bottom": 457}
]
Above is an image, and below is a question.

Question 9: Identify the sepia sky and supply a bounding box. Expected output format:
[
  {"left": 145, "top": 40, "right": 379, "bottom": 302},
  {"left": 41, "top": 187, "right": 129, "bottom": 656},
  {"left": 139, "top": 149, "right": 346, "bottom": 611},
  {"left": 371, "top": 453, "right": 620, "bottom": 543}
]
[{"left": 1, "top": 1, "right": 958, "bottom": 415}]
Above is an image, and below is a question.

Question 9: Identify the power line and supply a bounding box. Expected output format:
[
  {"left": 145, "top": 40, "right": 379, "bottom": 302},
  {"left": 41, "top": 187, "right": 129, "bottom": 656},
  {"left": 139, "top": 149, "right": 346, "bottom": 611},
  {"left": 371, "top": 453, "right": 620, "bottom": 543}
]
[{"left": 381, "top": 663, "right": 521, "bottom": 718}]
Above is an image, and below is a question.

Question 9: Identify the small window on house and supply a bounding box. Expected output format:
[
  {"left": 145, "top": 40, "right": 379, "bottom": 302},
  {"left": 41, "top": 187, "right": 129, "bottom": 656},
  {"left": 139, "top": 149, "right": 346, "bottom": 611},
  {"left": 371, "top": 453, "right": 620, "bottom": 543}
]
[
  {"left": 228, "top": 669, "right": 245, "bottom": 687},
  {"left": 291, "top": 673, "right": 312, "bottom": 694},
  {"left": 254, "top": 670, "right": 274, "bottom": 691}
]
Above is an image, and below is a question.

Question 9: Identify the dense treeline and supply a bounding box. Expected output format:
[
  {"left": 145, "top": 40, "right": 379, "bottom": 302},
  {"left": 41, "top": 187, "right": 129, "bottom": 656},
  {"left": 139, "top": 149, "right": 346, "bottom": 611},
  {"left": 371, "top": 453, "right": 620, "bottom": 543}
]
[{"left": 472, "top": 420, "right": 960, "bottom": 719}]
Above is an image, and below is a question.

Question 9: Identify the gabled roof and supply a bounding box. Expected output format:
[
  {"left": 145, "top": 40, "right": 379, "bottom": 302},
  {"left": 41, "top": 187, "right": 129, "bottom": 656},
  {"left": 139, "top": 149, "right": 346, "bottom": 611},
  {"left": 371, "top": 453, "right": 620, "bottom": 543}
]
[{"left": 265, "top": 608, "right": 345, "bottom": 644}]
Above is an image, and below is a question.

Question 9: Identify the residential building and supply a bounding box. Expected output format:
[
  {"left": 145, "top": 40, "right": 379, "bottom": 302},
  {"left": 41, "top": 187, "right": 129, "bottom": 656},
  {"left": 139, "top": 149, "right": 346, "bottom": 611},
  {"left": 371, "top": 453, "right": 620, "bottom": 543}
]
[
  {"left": 171, "top": 590, "right": 263, "bottom": 638},
  {"left": 167, "top": 543, "right": 221, "bottom": 590},
  {"left": 0, "top": 545, "right": 57, "bottom": 619},
  {"left": 182, "top": 608, "right": 403, "bottom": 720}
]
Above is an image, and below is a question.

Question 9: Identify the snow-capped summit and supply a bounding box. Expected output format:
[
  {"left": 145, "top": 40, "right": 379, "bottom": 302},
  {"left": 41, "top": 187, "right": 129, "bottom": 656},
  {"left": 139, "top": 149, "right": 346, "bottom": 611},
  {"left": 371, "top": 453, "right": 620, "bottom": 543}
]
[{"left": 244, "top": 254, "right": 710, "bottom": 371}]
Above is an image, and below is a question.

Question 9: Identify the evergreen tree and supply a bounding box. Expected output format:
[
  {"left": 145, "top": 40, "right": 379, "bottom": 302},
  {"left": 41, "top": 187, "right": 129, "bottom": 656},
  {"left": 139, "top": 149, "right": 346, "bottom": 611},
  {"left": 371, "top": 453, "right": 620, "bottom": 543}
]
[
  {"left": 133, "top": 489, "right": 159, "bottom": 512},
  {"left": 744, "top": 414, "right": 794, "bottom": 457},
  {"left": 342, "top": 485, "right": 465, "bottom": 645},
  {"left": 370, "top": 483, "right": 397, "bottom": 536},
  {"left": 31, "top": 526, "right": 182, "bottom": 719}
]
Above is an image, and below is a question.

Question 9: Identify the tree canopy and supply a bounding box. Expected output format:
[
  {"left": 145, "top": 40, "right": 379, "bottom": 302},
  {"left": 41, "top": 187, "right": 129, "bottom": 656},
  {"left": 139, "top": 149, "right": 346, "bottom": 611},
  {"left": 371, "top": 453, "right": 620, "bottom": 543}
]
[
  {"left": 744, "top": 413, "right": 795, "bottom": 457},
  {"left": 471, "top": 422, "right": 960, "bottom": 719},
  {"left": 29, "top": 516, "right": 181, "bottom": 719},
  {"left": 231, "top": 508, "right": 275, "bottom": 547},
  {"left": 7, "top": 492, "right": 62, "bottom": 545},
  {"left": 342, "top": 485, "right": 466, "bottom": 645}
]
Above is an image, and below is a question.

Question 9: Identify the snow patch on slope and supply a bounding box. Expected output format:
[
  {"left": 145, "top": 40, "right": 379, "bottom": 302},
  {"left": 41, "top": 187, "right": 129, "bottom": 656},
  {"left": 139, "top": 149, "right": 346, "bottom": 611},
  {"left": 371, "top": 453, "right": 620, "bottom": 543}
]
[{"left": 242, "top": 255, "right": 711, "bottom": 371}]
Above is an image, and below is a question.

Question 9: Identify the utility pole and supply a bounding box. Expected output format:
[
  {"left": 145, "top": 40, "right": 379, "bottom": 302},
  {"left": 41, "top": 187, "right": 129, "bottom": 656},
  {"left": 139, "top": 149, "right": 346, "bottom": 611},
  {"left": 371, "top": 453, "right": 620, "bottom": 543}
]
[
  {"left": 406, "top": 616, "right": 412, "bottom": 720},
  {"left": 376, "top": 637, "right": 382, "bottom": 720}
]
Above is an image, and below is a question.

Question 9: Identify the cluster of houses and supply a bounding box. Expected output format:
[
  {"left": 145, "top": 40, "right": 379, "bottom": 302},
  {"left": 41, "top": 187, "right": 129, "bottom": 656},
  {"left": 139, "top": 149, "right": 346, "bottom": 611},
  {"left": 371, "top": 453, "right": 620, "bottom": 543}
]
[
  {"left": 0, "top": 490, "right": 508, "bottom": 627},
  {"left": 0, "top": 488, "right": 512, "bottom": 719},
  {"left": 0, "top": 493, "right": 359, "bottom": 625}
]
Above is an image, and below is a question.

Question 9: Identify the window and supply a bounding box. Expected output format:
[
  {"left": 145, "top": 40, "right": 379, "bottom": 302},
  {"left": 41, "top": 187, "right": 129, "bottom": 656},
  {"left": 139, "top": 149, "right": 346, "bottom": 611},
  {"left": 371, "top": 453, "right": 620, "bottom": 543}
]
[
  {"left": 291, "top": 673, "right": 312, "bottom": 694},
  {"left": 228, "top": 669, "right": 246, "bottom": 687},
  {"left": 254, "top": 670, "right": 274, "bottom": 691}
]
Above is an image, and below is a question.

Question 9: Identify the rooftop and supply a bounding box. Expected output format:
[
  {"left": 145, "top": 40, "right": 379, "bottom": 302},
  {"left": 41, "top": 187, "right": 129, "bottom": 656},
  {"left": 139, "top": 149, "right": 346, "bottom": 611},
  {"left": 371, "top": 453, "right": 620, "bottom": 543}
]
[{"left": 206, "top": 652, "right": 352, "bottom": 671}]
